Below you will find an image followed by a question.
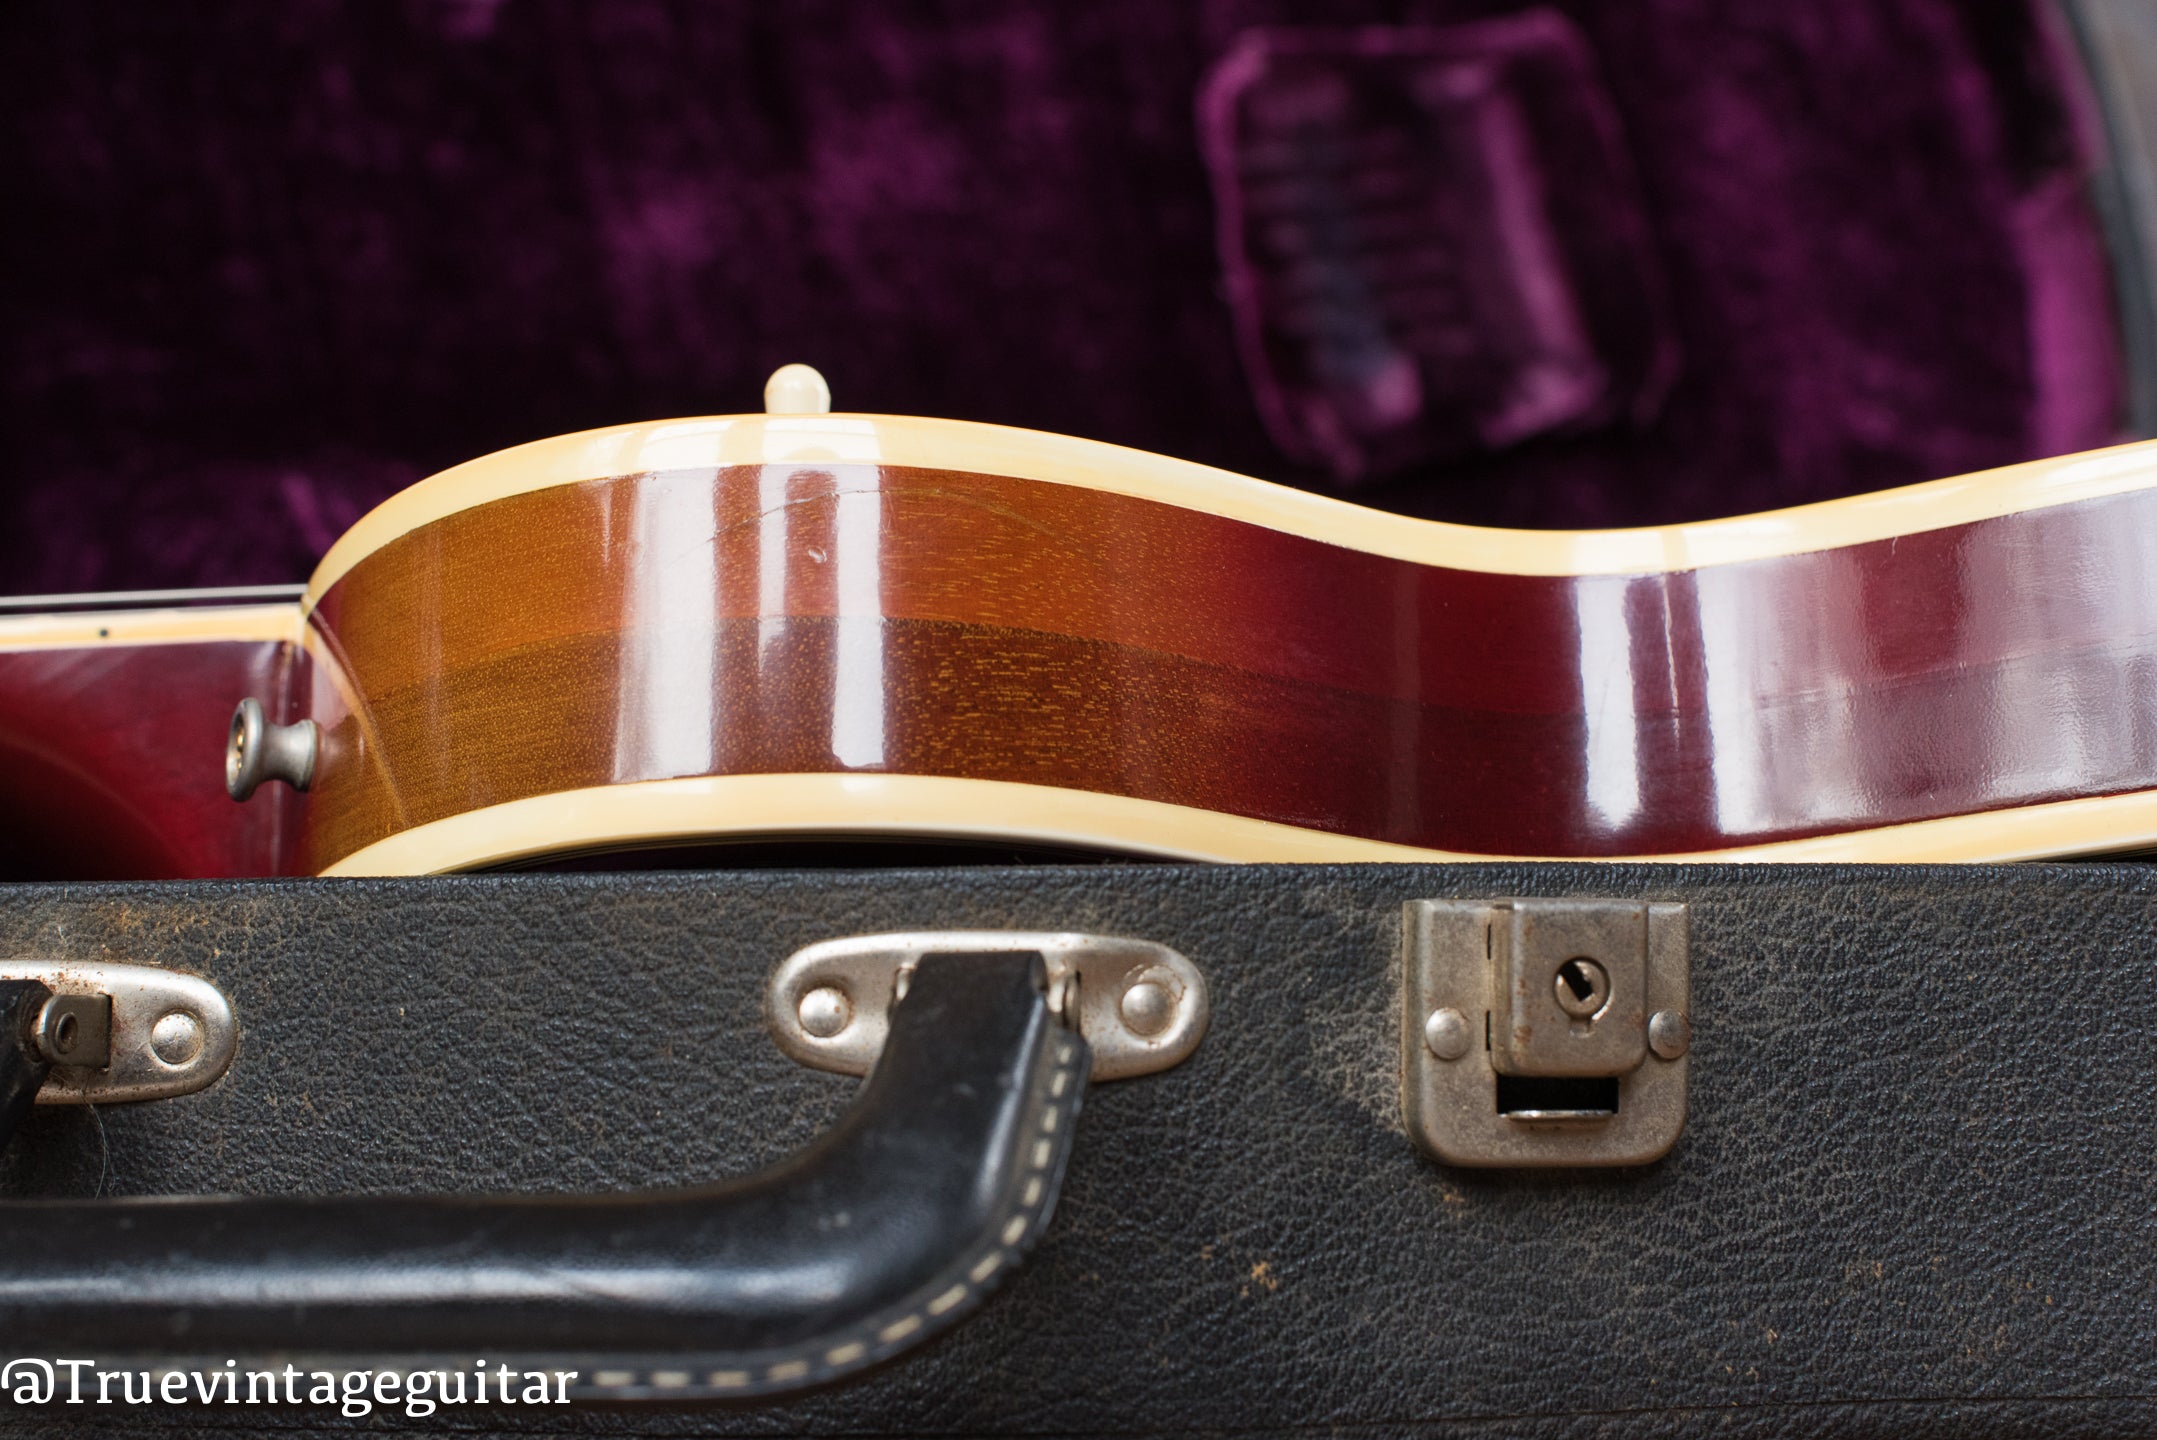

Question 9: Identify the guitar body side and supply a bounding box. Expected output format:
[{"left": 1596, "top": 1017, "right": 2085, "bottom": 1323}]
[{"left": 290, "top": 422, "right": 2157, "bottom": 874}]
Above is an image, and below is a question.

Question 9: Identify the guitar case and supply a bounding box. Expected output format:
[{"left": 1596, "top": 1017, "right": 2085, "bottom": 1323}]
[
  {"left": 4, "top": 3, "right": 2152, "bottom": 1435},
  {"left": 0, "top": 860, "right": 2147, "bottom": 1437}
]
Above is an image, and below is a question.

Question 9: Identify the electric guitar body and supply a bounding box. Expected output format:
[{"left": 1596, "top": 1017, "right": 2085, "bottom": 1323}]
[{"left": 7, "top": 377, "right": 2157, "bottom": 879}]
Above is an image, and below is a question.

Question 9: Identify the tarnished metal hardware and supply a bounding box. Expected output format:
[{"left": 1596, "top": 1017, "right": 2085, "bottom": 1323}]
[
  {"left": 32, "top": 992, "right": 111, "bottom": 1068},
  {"left": 0, "top": 961, "right": 235, "bottom": 1104},
  {"left": 1403, "top": 898, "right": 1689, "bottom": 1168},
  {"left": 770, "top": 931, "right": 1207, "bottom": 1081},
  {"left": 225, "top": 696, "right": 319, "bottom": 800}
]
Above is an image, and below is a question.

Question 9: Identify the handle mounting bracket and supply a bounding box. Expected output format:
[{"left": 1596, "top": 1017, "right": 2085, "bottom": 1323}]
[
  {"left": 769, "top": 931, "right": 1208, "bottom": 1082},
  {"left": 0, "top": 961, "right": 233, "bottom": 1104}
]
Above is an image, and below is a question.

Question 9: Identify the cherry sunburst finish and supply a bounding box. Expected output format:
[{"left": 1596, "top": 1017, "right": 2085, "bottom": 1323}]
[{"left": 6, "top": 369, "right": 2157, "bottom": 879}]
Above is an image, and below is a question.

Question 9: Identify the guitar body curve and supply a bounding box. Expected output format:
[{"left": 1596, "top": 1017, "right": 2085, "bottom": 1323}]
[{"left": 9, "top": 413, "right": 2157, "bottom": 877}]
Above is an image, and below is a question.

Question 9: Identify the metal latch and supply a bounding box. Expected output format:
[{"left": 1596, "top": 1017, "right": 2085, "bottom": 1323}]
[
  {"left": 0, "top": 961, "right": 236, "bottom": 1103},
  {"left": 769, "top": 931, "right": 1208, "bottom": 1081},
  {"left": 1402, "top": 899, "right": 1689, "bottom": 1167}
]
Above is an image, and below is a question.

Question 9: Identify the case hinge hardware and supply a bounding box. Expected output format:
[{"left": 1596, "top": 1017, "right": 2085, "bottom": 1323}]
[
  {"left": 769, "top": 931, "right": 1208, "bottom": 1082},
  {"left": 1402, "top": 898, "right": 1689, "bottom": 1167}
]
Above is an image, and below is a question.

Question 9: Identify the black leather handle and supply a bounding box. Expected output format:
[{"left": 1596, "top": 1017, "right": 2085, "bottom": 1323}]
[
  {"left": 0, "top": 981, "right": 51, "bottom": 1145},
  {"left": 0, "top": 952, "right": 1087, "bottom": 1400}
]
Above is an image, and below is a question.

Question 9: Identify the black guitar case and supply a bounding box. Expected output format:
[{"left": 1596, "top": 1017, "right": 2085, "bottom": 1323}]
[{"left": 0, "top": 861, "right": 2145, "bottom": 1437}]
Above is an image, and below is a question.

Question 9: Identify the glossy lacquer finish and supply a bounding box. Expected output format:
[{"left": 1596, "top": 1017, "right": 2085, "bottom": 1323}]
[
  {"left": 299, "top": 463, "right": 2157, "bottom": 872},
  {"left": 0, "top": 639, "right": 300, "bottom": 878}
]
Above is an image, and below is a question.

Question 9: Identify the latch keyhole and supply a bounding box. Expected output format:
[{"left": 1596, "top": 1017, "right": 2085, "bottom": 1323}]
[{"left": 1553, "top": 957, "right": 1610, "bottom": 1019}]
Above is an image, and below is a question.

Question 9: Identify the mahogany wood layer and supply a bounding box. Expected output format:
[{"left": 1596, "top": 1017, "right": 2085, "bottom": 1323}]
[{"left": 297, "top": 463, "right": 2157, "bottom": 872}]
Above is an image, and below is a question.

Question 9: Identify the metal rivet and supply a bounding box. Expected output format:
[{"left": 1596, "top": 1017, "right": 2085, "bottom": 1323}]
[
  {"left": 149, "top": 1011, "right": 205, "bottom": 1068},
  {"left": 1118, "top": 979, "right": 1172, "bottom": 1037},
  {"left": 31, "top": 992, "right": 113, "bottom": 1070},
  {"left": 1423, "top": 1007, "right": 1472, "bottom": 1061},
  {"left": 1648, "top": 1009, "right": 1691, "bottom": 1060},
  {"left": 1553, "top": 957, "right": 1610, "bottom": 1019},
  {"left": 1048, "top": 970, "right": 1080, "bottom": 1027},
  {"left": 797, "top": 986, "right": 851, "bottom": 1039}
]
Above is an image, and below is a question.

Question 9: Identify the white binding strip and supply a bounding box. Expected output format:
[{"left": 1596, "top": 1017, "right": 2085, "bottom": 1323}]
[
  {"left": 300, "top": 415, "right": 2157, "bottom": 605},
  {"left": 316, "top": 772, "right": 2157, "bottom": 876},
  {"left": 0, "top": 603, "right": 304, "bottom": 653}
]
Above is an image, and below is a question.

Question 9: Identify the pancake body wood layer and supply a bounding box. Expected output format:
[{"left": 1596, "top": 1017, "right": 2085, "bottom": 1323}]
[
  {"left": 7, "top": 415, "right": 2157, "bottom": 877},
  {"left": 301, "top": 437, "right": 2157, "bottom": 873}
]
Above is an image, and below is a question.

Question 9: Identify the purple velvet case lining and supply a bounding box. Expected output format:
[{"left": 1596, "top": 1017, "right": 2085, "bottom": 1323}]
[
  {"left": 1200, "top": 13, "right": 1677, "bottom": 484},
  {"left": 0, "top": 1, "right": 2130, "bottom": 592}
]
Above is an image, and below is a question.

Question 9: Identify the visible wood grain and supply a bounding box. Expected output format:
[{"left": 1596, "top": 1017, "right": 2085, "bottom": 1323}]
[{"left": 293, "top": 463, "right": 2157, "bottom": 870}]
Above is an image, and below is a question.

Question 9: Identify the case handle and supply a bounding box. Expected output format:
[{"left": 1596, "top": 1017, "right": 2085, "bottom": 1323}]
[{"left": 0, "top": 952, "right": 1086, "bottom": 1401}]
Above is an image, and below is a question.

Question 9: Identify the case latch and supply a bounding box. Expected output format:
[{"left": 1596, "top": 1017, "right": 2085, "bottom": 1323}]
[{"left": 1403, "top": 899, "right": 1689, "bottom": 1167}]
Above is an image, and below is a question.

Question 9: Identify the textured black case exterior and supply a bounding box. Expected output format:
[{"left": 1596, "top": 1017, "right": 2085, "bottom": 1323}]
[{"left": 0, "top": 863, "right": 2150, "bottom": 1438}]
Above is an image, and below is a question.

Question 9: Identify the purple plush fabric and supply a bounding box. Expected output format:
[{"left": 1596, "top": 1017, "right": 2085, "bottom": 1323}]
[
  {"left": 0, "top": 0, "right": 2124, "bottom": 592},
  {"left": 1200, "top": 14, "right": 1679, "bottom": 484}
]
